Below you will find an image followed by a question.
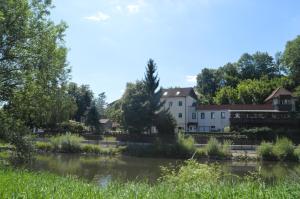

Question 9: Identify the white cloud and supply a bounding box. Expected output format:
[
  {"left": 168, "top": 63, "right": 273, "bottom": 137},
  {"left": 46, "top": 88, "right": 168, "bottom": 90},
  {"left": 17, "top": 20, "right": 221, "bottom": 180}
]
[
  {"left": 84, "top": 12, "right": 110, "bottom": 22},
  {"left": 186, "top": 75, "right": 197, "bottom": 84},
  {"left": 127, "top": 0, "right": 145, "bottom": 14}
]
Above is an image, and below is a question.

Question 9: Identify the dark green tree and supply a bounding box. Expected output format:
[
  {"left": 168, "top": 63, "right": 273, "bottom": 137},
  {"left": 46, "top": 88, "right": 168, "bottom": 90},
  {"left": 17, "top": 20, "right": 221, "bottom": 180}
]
[
  {"left": 121, "top": 81, "right": 149, "bottom": 134},
  {"left": 86, "top": 102, "right": 100, "bottom": 132},
  {"left": 144, "top": 59, "right": 164, "bottom": 132},
  {"left": 155, "top": 110, "right": 176, "bottom": 138},
  {"left": 95, "top": 92, "right": 107, "bottom": 117}
]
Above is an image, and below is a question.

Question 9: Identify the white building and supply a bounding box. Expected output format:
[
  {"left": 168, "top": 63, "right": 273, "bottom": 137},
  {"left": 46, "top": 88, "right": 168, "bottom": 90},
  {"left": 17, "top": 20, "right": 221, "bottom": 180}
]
[
  {"left": 161, "top": 87, "right": 198, "bottom": 132},
  {"left": 162, "top": 87, "right": 298, "bottom": 133}
]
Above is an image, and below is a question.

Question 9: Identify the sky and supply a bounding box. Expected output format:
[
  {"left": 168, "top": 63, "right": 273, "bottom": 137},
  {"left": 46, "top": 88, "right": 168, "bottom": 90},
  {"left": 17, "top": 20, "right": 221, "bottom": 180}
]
[{"left": 50, "top": 0, "right": 300, "bottom": 102}]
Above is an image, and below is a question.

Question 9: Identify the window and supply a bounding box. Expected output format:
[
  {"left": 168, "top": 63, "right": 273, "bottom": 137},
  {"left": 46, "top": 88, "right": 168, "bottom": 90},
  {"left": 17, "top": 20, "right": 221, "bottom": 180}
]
[
  {"left": 189, "top": 126, "right": 193, "bottom": 131},
  {"left": 178, "top": 113, "right": 183, "bottom": 118},
  {"left": 176, "top": 91, "right": 181, "bottom": 95},
  {"left": 200, "top": 113, "right": 205, "bottom": 119},
  {"left": 192, "top": 113, "right": 196, "bottom": 119},
  {"left": 178, "top": 101, "right": 183, "bottom": 106},
  {"left": 163, "top": 92, "right": 168, "bottom": 96},
  {"left": 221, "top": 112, "right": 226, "bottom": 119},
  {"left": 169, "top": 101, "right": 173, "bottom": 108},
  {"left": 211, "top": 112, "right": 215, "bottom": 119}
]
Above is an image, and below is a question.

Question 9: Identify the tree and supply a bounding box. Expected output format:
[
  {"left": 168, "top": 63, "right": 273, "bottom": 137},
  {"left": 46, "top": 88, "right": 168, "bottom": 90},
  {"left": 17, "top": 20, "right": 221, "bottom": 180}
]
[
  {"left": 196, "top": 68, "right": 221, "bottom": 103},
  {"left": 214, "top": 86, "right": 239, "bottom": 104},
  {"left": 68, "top": 83, "right": 93, "bottom": 122},
  {"left": 105, "top": 99, "right": 123, "bottom": 124},
  {"left": 219, "top": 63, "right": 240, "bottom": 88},
  {"left": 95, "top": 92, "right": 107, "bottom": 117},
  {"left": 121, "top": 81, "right": 149, "bottom": 134},
  {"left": 144, "top": 59, "right": 164, "bottom": 132},
  {"left": 252, "top": 52, "right": 275, "bottom": 78},
  {"left": 283, "top": 35, "right": 300, "bottom": 84},
  {"left": 0, "top": 0, "right": 71, "bottom": 159},
  {"left": 86, "top": 102, "right": 100, "bottom": 132},
  {"left": 155, "top": 110, "right": 176, "bottom": 137}
]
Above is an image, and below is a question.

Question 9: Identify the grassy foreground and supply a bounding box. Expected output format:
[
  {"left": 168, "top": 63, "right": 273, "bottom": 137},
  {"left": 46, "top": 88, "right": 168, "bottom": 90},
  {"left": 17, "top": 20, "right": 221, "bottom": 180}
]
[{"left": 1, "top": 160, "right": 300, "bottom": 198}]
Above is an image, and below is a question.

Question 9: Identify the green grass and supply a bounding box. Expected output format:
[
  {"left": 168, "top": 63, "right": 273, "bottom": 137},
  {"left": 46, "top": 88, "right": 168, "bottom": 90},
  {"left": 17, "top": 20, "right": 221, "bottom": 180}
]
[
  {"left": 1, "top": 160, "right": 300, "bottom": 198},
  {"left": 257, "top": 138, "right": 299, "bottom": 161}
]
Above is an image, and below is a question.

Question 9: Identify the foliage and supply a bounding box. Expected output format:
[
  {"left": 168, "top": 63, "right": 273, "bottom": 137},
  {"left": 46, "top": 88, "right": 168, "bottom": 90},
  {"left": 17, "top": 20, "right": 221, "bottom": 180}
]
[
  {"left": 174, "top": 132, "right": 196, "bottom": 156},
  {"left": 257, "top": 142, "right": 275, "bottom": 160},
  {"left": 144, "top": 59, "right": 164, "bottom": 132},
  {"left": 35, "top": 142, "right": 52, "bottom": 152},
  {"left": 0, "top": 110, "right": 33, "bottom": 162},
  {"left": 155, "top": 110, "right": 176, "bottom": 137},
  {"left": 203, "top": 137, "right": 232, "bottom": 157},
  {"left": 214, "top": 86, "right": 239, "bottom": 104},
  {"left": 81, "top": 144, "right": 122, "bottom": 155},
  {"left": 283, "top": 35, "right": 300, "bottom": 84},
  {"left": 273, "top": 138, "right": 295, "bottom": 160},
  {"left": 240, "top": 127, "right": 274, "bottom": 140},
  {"left": 121, "top": 81, "right": 149, "bottom": 134},
  {"left": 58, "top": 120, "right": 88, "bottom": 134},
  {"left": 95, "top": 92, "right": 107, "bottom": 117},
  {"left": 86, "top": 102, "right": 101, "bottom": 132},
  {"left": 257, "top": 138, "right": 297, "bottom": 161},
  {"left": 50, "top": 133, "right": 83, "bottom": 153},
  {"left": 105, "top": 100, "right": 123, "bottom": 124}
]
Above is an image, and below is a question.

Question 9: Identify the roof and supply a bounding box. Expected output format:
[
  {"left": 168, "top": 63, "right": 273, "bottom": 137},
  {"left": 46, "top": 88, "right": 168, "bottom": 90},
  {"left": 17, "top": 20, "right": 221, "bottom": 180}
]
[
  {"left": 264, "top": 87, "right": 294, "bottom": 102},
  {"left": 161, "top": 87, "right": 197, "bottom": 99},
  {"left": 197, "top": 104, "right": 274, "bottom": 111}
]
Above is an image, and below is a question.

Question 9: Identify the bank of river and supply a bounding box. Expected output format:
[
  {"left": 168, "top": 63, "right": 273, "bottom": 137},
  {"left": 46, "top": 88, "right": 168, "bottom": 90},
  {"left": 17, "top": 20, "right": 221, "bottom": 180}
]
[{"left": 22, "top": 153, "right": 300, "bottom": 186}]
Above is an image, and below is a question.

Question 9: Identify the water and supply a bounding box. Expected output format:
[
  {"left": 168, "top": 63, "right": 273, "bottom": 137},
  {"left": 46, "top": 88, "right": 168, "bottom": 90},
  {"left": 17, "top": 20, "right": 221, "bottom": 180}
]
[{"left": 26, "top": 154, "right": 300, "bottom": 186}]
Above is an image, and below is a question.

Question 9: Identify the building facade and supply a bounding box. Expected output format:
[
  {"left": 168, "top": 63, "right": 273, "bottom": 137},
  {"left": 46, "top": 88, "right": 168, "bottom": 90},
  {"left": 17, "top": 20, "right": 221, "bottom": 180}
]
[{"left": 162, "top": 87, "right": 299, "bottom": 133}]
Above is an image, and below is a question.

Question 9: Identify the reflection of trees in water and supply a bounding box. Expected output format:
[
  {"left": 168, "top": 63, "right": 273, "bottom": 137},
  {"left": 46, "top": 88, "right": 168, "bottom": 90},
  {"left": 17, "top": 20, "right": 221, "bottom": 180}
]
[
  {"left": 31, "top": 154, "right": 300, "bottom": 184},
  {"left": 258, "top": 162, "right": 300, "bottom": 181}
]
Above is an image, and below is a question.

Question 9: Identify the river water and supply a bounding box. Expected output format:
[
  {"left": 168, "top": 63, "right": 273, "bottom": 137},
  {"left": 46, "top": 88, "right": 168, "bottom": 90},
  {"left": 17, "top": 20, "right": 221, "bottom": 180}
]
[{"left": 26, "top": 154, "right": 300, "bottom": 186}]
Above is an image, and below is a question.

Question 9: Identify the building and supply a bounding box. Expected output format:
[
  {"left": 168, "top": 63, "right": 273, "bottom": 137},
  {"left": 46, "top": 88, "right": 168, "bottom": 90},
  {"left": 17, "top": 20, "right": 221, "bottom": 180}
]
[
  {"left": 161, "top": 87, "right": 299, "bottom": 133},
  {"left": 161, "top": 87, "right": 198, "bottom": 132}
]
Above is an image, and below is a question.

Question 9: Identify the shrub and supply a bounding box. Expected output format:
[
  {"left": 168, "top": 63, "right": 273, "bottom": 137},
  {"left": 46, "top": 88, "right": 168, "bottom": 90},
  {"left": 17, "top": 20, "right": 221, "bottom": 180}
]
[
  {"left": 293, "top": 145, "right": 300, "bottom": 161},
  {"left": 241, "top": 127, "right": 274, "bottom": 140},
  {"left": 58, "top": 120, "right": 88, "bottom": 134},
  {"left": 205, "top": 137, "right": 222, "bottom": 156},
  {"left": 273, "top": 137, "right": 295, "bottom": 160},
  {"left": 35, "top": 142, "right": 52, "bottom": 152},
  {"left": 174, "top": 132, "right": 196, "bottom": 156},
  {"left": 155, "top": 110, "right": 176, "bottom": 137},
  {"left": 222, "top": 140, "right": 232, "bottom": 157},
  {"left": 257, "top": 141, "right": 275, "bottom": 160},
  {"left": 50, "top": 133, "right": 83, "bottom": 153},
  {"left": 223, "top": 126, "right": 231, "bottom": 133}
]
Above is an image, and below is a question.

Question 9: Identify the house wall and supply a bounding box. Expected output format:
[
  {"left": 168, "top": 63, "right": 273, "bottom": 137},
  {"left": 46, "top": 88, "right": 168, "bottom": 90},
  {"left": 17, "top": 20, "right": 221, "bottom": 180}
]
[
  {"left": 197, "top": 110, "right": 230, "bottom": 132},
  {"left": 162, "top": 96, "right": 197, "bottom": 132}
]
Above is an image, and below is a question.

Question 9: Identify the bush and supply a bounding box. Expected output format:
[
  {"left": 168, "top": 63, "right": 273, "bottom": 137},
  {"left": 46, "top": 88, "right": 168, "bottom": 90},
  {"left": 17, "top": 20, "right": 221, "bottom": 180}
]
[
  {"left": 155, "top": 110, "right": 176, "bottom": 137},
  {"left": 257, "top": 141, "right": 275, "bottom": 160},
  {"left": 174, "top": 132, "right": 196, "bottom": 156},
  {"left": 50, "top": 133, "right": 83, "bottom": 153},
  {"left": 241, "top": 127, "right": 274, "bottom": 140},
  {"left": 35, "top": 142, "right": 52, "bottom": 152},
  {"left": 273, "top": 137, "right": 295, "bottom": 160},
  {"left": 80, "top": 144, "right": 121, "bottom": 155},
  {"left": 58, "top": 120, "right": 88, "bottom": 134},
  {"left": 293, "top": 145, "right": 300, "bottom": 161},
  {"left": 205, "top": 137, "right": 222, "bottom": 156}
]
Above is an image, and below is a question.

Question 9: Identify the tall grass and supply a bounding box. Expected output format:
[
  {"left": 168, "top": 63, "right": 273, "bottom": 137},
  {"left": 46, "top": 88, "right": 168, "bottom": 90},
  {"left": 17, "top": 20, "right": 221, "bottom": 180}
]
[
  {"left": 1, "top": 160, "right": 300, "bottom": 198},
  {"left": 50, "top": 133, "right": 83, "bottom": 153},
  {"left": 257, "top": 137, "right": 299, "bottom": 161},
  {"left": 204, "top": 137, "right": 232, "bottom": 157}
]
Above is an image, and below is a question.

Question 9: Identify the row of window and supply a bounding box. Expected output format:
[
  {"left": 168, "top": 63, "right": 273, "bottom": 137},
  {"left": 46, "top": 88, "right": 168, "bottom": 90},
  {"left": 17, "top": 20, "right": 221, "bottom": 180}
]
[
  {"left": 200, "top": 112, "right": 226, "bottom": 119},
  {"left": 169, "top": 101, "right": 183, "bottom": 107},
  {"left": 177, "top": 112, "right": 226, "bottom": 119}
]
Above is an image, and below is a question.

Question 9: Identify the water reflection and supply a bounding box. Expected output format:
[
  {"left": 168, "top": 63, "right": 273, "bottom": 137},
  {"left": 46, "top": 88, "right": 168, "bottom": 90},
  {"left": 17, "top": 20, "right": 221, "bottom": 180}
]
[{"left": 27, "top": 154, "right": 300, "bottom": 185}]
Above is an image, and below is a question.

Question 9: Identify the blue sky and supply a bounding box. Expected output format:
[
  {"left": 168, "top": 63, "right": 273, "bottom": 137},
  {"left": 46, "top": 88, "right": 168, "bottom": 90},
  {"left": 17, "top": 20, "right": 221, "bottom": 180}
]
[{"left": 51, "top": 0, "right": 300, "bottom": 102}]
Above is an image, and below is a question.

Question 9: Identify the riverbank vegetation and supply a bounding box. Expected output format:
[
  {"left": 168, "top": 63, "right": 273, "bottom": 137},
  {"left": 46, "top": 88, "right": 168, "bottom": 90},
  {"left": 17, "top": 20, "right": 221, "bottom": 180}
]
[
  {"left": 257, "top": 137, "right": 300, "bottom": 161},
  {"left": 1, "top": 160, "right": 300, "bottom": 198},
  {"left": 35, "top": 134, "right": 123, "bottom": 155}
]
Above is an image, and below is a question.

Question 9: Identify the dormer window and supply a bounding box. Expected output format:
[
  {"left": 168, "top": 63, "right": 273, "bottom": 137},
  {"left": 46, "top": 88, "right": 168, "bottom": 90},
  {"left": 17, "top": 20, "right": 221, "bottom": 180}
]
[
  {"left": 176, "top": 91, "right": 180, "bottom": 95},
  {"left": 163, "top": 92, "right": 168, "bottom": 96}
]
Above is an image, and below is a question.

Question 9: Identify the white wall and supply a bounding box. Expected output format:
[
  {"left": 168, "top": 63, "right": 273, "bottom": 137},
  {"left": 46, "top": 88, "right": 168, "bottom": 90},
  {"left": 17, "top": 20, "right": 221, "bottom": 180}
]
[
  {"left": 162, "top": 96, "right": 197, "bottom": 132},
  {"left": 197, "top": 110, "right": 230, "bottom": 132}
]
